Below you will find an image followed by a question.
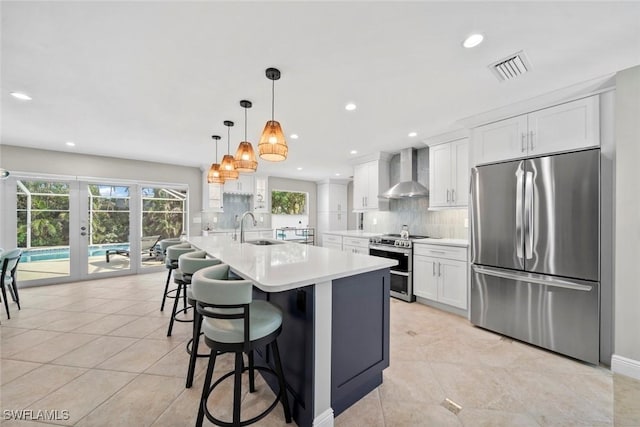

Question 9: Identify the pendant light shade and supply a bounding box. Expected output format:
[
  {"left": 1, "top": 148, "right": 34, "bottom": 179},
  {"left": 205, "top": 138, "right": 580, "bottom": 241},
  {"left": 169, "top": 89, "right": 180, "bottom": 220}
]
[
  {"left": 258, "top": 68, "right": 288, "bottom": 162},
  {"left": 220, "top": 120, "right": 239, "bottom": 180},
  {"left": 207, "top": 135, "right": 225, "bottom": 184},
  {"left": 234, "top": 100, "right": 258, "bottom": 173}
]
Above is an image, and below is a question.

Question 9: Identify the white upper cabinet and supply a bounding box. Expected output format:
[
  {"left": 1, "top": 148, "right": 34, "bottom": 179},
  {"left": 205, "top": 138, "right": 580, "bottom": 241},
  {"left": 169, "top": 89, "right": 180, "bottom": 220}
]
[
  {"left": 223, "top": 174, "right": 254, "bottom": 194},
  {"left": 428, "top": 138, "right": 469, "bottom": 209},
  {"left": 473, "top": 96, "right": 599, "bottom": 166},
  {"left": 317, "top": 182, "right": 348, "bottom": 212},
  {"left": 207, "top": 183, "right": 223, "bottom": 211},
  {"left": 352, "top": 158, "right": 390, "bottom": 211}
]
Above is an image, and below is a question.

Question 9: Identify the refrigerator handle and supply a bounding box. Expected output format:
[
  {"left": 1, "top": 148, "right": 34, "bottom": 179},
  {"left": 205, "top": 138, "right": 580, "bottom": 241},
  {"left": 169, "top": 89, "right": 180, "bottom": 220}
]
[
  {"left": 469, "top": 168, "right": 478, "bottom": 263},
  {"left": 471, "top": 265, "right": 593, "bottom": 292},
  {"left": 515, "top": 165, "right": 524, "bottom": 260},
  {"left": 524, "top": 170, "right": 534, "bottom": 260}
]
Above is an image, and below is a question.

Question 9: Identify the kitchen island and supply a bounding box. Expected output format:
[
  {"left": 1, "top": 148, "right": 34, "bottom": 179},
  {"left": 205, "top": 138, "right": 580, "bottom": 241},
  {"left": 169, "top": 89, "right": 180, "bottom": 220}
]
[{"left": 187, "top": 236, "right": 396, "bottom": 427}]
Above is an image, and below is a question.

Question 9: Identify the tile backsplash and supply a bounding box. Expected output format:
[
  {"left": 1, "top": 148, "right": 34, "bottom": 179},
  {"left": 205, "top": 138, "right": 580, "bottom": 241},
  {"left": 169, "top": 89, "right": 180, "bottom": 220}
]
[{"left": 362, "top": 198, "right": 468, "bottom": 239}]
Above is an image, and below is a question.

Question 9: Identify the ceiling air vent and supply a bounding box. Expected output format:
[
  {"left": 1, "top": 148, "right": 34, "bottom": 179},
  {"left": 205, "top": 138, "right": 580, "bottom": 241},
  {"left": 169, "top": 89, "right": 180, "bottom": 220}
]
[{"left": 489, "top": 50, "right": 532, "bottom": 82}]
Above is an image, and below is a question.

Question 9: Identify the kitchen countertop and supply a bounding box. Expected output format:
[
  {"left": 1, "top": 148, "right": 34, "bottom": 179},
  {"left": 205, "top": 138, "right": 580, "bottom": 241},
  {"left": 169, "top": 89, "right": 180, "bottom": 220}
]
[
  {"left": 187, "top": 235, "right": 396, "bottom": 292},
  {"left": 204, "top": 227, "right": 273, "bottom": 233},
  {"left": 413, "top": 238, "right": 469, "bottom": 247},
  {"left": 323, "top": 230, "right": 382, "bottom": 238}
]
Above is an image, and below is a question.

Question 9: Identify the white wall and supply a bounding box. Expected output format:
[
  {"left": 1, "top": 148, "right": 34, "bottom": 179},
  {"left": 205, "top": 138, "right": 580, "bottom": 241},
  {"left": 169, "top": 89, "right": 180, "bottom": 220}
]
[
  {"left": 0, "top": 145, "right": 203, "bottom": 242},
  {"left": 613, "top": 65, "right": 640, "bottom": 378}
]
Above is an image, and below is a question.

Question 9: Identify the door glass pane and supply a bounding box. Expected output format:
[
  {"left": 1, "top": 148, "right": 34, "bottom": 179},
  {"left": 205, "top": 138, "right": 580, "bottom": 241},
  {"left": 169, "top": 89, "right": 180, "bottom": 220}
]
[
  {"left": 17, "top": 180, "right": 71, "bottom": 281},
  {"left": 87, "top": 184, "right": 131, "bottom": 273},
  {"left": 140, "top": 187, "right": 187, "bottom": 268}
]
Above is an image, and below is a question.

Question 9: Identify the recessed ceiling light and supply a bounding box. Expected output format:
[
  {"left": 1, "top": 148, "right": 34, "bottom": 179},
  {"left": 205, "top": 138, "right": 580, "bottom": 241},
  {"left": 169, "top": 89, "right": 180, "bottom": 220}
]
[
  {"left": 65, "top": 141, "right": 75, "bottom": 147},
  {"left": 408, "top": 132, "right": 418, "bottom": 137},
  {"left": 463, "top": 33, "right": 484, "bottom": 48},
  {"left": 350, "top": 150, "right": 358, "bottom": 155},
  {"left": 297, "top": 167, "right": 303, "bottom": 171},
  {"left": 290, "top": 134, "right": 299, "bottom": 139},
  {"left": 335, "top": 173, "right": 341, "bottom": 176},
  {"left": 345, "top": 103, "right": 357, "bottom": 111},
  {"left": 10, "top": 92, "right": 32, "bottom": 101}
]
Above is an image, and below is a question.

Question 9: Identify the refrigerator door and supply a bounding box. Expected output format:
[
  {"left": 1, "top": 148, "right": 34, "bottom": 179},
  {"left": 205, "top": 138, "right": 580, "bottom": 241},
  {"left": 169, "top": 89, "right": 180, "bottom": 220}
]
[
  {"left": 470, "top": 160, "right": 524, "bottom": 270},
  {"left": 526, "top": 149, "right": 600, "bottom": 281},
  {"left": 470, "top": 265, "right": 599, "bottom": 364}
]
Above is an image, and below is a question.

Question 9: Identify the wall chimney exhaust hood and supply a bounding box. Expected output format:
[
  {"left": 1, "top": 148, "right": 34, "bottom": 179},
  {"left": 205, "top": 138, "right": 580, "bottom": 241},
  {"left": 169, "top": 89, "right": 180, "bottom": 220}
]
[{"left": 381, "top": 148, "right": 429, "bottom": 199}]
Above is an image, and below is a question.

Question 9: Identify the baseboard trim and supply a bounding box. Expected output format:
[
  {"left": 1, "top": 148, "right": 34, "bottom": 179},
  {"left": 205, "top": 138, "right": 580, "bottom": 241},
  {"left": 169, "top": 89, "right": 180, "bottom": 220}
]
[
  {"left": 611, "top": 354, "right": 640, "bottom": 380},
  {"left": 312, "top": 408, "right": 335, "bottom": 427}
]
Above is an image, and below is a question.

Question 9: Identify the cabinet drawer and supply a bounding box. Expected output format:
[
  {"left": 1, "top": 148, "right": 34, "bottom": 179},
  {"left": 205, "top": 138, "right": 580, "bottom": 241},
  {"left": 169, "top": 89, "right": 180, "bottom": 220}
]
[
  {"left": 414, "top": 244, "right": 467, "bottom": 261},
  {"left": 323, "top": 234, "right": 342, "bottom": 244},
  {"left": 342, "top": 237, "right": 370, "bottom": 249}
]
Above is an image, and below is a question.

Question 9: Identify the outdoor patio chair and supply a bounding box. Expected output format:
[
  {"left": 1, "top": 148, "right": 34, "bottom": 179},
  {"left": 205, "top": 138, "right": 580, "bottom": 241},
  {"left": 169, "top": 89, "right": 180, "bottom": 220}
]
[
  {"left": 1, "top": 248, "right": 22, "bottom": 319},
  {"left": 105, "top": 235, "right": 161, "bottom": 263}
]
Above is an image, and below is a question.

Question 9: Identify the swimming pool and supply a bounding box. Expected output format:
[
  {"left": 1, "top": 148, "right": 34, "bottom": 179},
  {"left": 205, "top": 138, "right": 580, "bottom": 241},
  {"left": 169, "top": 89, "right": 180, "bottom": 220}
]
[{"left": 21, "top": 244, "right": 130, "bottom": 262}]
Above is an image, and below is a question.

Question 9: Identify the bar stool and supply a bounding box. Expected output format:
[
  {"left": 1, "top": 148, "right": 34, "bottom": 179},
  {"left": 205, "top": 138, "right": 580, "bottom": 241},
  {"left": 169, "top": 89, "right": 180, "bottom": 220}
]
[
  {"left": 165, "top": 243, "right": 195, "bottom": 336},
  {"left": 1, "top": 249, "right": 22, "bottom": 319},
  {"left": 192, "top": 264, "right": 292, "bottom": 427},
  {"left": 160, "top": 238, "right": 183, "bottom": 311},
  {"left": 178, "top": 250, "right": 222, "bottom": 387}
]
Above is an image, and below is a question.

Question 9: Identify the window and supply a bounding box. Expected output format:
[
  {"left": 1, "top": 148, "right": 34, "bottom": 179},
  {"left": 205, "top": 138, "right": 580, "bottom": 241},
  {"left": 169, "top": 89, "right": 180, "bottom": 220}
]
[
  {"left": 271, "top": 190, "right": 307, "bottom": 215},
  {"left": 141, "top": 187, "right": 187, "bottom": 239}
]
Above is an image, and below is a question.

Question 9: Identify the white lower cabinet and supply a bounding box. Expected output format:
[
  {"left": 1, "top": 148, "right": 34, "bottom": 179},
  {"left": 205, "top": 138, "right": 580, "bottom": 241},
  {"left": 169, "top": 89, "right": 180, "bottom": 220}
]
[
  {"left": 322, "top": 234, "right": 343, "bottom": 250},
  {"left": 342, "top": 237, "right": 370, "bottom": 254},
  {"left": 413, "top": 243, "right": 468, "bottom": 310}
]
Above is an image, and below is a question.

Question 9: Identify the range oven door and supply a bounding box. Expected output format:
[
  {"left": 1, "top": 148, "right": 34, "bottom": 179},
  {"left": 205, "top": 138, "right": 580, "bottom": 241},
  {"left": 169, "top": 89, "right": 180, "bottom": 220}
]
[
  {"left": 369, "top": 246, "right": 410, "bottom": 272},
  {"left": 369, "top": 245, "right": 414, "bottom": 302}
]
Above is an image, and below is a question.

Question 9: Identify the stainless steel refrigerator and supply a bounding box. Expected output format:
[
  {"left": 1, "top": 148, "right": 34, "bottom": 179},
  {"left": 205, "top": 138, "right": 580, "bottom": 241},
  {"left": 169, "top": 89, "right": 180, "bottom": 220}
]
[{"left": 470, "top": 149, "right": 600, "bottom": 364}]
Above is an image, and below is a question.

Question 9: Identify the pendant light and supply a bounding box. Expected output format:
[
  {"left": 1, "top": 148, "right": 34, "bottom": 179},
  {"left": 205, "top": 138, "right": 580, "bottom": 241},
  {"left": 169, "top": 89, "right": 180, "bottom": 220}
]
[
  {"left": 234, "top": 100, "right": 258, "bottom": 172},
  {"left": 207, "top": 135, "right": 225, "bottom": 184},
  {"left": 219, "top": 120, "right": 239, "bottom": 180},
  {"left": 258, "top": 67, "right": 288, "bottom": 162}
]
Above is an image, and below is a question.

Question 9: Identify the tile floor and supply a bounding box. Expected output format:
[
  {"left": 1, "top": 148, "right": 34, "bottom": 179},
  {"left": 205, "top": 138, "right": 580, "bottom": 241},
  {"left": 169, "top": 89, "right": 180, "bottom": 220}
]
[{"left": 1, "top": 272, "right": 639, "bottom": 426}]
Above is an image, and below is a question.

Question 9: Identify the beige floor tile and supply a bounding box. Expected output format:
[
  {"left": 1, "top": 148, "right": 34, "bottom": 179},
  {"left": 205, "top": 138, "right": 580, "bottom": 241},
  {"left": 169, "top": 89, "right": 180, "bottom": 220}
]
[
  {"left": 144, "top": 339, "right": 207, "bottom": 378},
  {"left": 36, "top": 312, "right": 107, "bottom": 332},
  {"left": 3, "top": 310, "right": 76, "bottom": 330},
  {"left": 51, "top": 335, "right": 138, "bottom": 368},
  {"left": 9, "top": 332, "right": 99, "bottom": 363},
  {"left": 0, "top": 364, "right": 87, "bottom": 410},
  {"left": 458, "top": 408, "right": 540, "bottom": 426},
  {"left": 71, "top": 314, "right": 138, "bottom": 335},
  {"left": 0, "top": 326, "right": 30, "bottom": 340},
  {"left": 614, "top": 374, "right": 640, "bottom": 426},
  {"left": 145, "top": 321, "right": 193, "bottom": 341},
  {"left": 55, "top": 298, "right": 114, "bottom": 312},
  {"left": 379, "top": 360, "right": 445, "bottom": 405},
  {"left": 29, "top": 369, "right": 136, "bottom": 425},
  {"left": 0, "top": 420, "right": 62, "bottom": 427},
  {"left": 381, "top": 400, "right": 463, "bottom": 426},
  {"left": 430, "top": 362, "right": 527, "bottom": 412},
  {"left": 96, "top": 338, "right": 183, "bottom": 373},
  {"left": 92, "top": 299, "right": 140, "bottom": 314},
  {"left": 107, "top": 316, "right": 168, "bottom": 338},
  {"left": 1, "top": 359, "right": 42, "bottom": 385},
  {"left": 1, "top": 330, "right": 63, "bottom": 358},
  {"left": 335, "top": 389, "right": 384, "bottom": 427},
  {"left": 76, "top": 374, "right": 185, "bottom": 427}
]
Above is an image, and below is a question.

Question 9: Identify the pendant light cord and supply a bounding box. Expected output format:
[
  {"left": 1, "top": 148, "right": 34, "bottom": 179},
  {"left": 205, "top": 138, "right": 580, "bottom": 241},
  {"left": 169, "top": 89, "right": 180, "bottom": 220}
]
[
  {"left": 271, "top": 79, "right": 275, "bottom": 121},
  {"left": 227, "top": 125, "right": 231, "bottom": 154},
  {"left": 215, "top": 139, "right": 218, "bottom": 162},
  {"left": 244, "top": 106, "right": 248, "bottom": 141}
]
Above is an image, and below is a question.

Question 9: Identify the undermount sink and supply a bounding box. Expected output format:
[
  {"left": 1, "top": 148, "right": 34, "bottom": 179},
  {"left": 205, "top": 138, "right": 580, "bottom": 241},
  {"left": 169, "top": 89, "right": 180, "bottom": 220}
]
[{"left": 245, "top": 239, "right": 284, "bottom": 246}]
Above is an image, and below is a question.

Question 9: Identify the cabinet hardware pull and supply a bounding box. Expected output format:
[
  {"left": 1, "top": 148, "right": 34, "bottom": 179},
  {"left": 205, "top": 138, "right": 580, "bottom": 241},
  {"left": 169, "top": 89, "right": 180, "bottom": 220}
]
[
  {"left": 430, "top": 250, "right": 446, "bottom": 254},
  {"left": 521, "top": 133, "right": 526, "bottom": 152},
  {"left": 446, "top": 190, "right": 450, "bottom": 202},
  {"left": 529, "top": 130, "right": 534, "bottom": 151},
  {"left": 438, "top": 262, "right": 441, "bottom": 277},
  {"left": 451, "top": 189, "right": 455, "bottom": 203},
  {"left": 432, "top": 262, "right": 435, "bottom": 276}
]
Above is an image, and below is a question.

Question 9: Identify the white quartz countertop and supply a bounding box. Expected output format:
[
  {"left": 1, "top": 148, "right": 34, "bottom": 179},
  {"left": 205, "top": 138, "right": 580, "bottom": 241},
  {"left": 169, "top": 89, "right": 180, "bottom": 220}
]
[
  {"left": 412, "top": 238, "right": 469, "bottom": 247},
  {"left": 323, "top": 230, "right": 382, "bottom": 238},
  {"left": 187, "top": 235, "right": 396, "bottom": 292}
]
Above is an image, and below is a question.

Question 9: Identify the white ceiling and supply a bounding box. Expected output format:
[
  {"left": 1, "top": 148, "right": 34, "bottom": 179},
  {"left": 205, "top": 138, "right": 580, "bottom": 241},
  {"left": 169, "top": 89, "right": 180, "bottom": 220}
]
[{"left": 2, "top": 1, "right": 639, "bottom": 181}]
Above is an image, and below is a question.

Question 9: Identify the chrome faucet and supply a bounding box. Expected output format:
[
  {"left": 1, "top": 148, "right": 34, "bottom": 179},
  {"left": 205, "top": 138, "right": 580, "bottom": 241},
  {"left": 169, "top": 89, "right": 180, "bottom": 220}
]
[{"left": 239, "top": 211, "right": 258, "bottom": 243}]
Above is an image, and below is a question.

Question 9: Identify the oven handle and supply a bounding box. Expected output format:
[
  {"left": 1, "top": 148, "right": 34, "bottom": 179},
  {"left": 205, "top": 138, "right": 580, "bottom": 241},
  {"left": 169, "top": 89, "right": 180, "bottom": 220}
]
[
  {"left": 369, "top": 245, "right": 411, "bottom": 254},
  {"left": 390, "top": 271, "right": 410, "bottom": 277}
]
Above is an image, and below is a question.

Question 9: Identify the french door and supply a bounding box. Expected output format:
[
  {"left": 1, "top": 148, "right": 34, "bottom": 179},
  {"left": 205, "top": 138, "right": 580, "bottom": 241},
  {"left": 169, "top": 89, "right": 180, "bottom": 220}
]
[{"left": 4, "top": 175, "right": 186, "bottom": 287}]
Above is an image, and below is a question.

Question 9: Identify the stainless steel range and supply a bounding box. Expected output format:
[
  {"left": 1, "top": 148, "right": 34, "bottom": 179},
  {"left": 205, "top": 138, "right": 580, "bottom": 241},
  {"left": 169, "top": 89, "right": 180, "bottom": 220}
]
[{"left": 369, "top": 234, "right": 428, "bottom": 302}]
